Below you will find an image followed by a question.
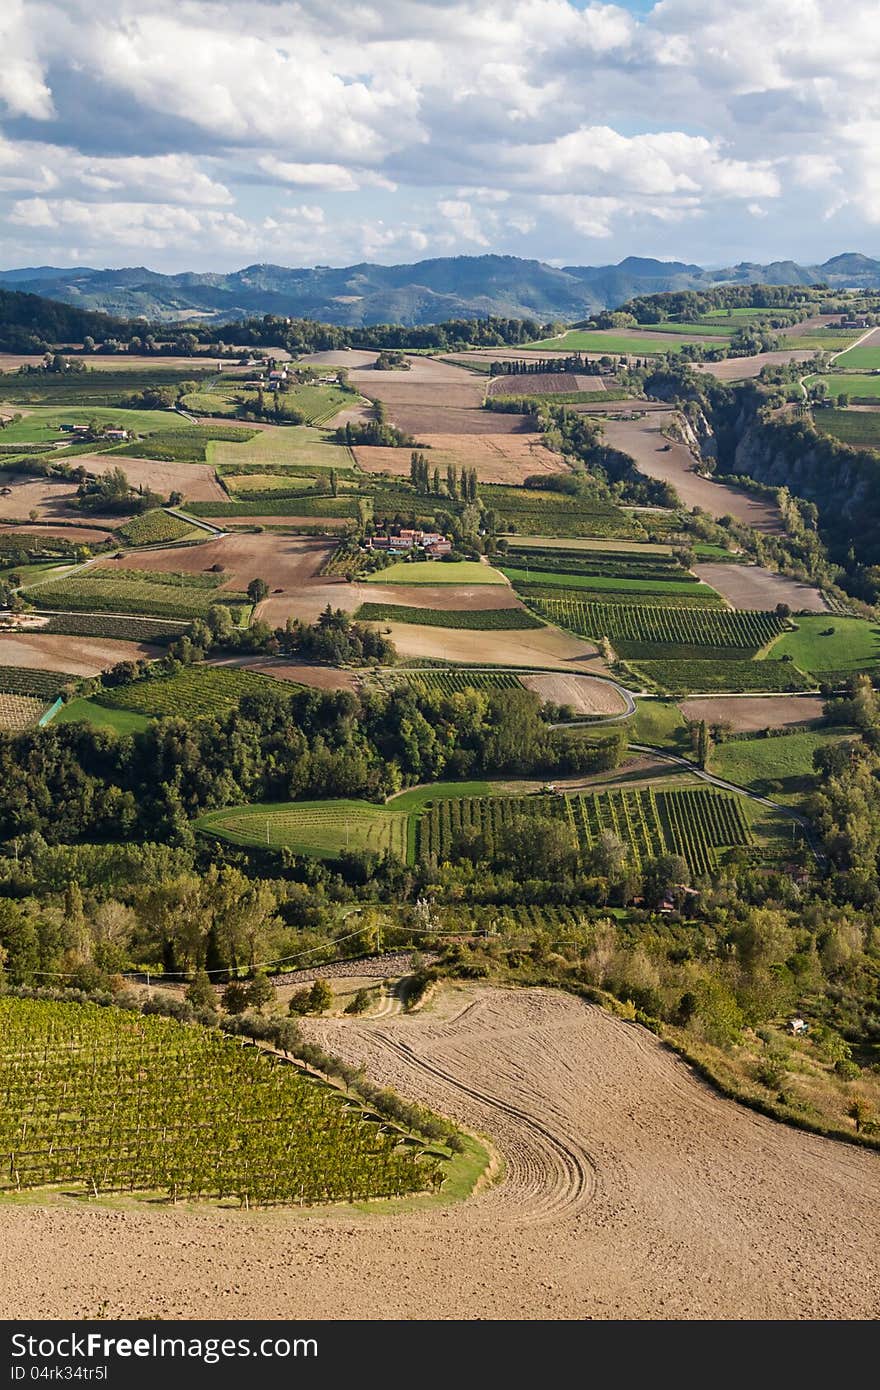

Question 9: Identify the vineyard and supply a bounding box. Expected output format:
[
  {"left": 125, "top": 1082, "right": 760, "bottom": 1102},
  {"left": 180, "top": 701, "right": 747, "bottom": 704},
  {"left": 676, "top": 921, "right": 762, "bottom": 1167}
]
[
  {"left": 0, "top": 665, "right": 75, "bottom": 699},
  {"left": 633, "top": 658, "right": 813, "bottom": 694},
  {"left": 417, "top": 786, "right": 752, "bottom": 878},
  {"left": 355, "top": 603, "right": 543, "bottom": 630},
  {"left": 501, "top": 544, "right": 689, "bottom": 581},
  {"left": 372, "top": 669, "right": 524, "bottom": 696},
  {"left": 186, "top": 497, "right": 358, "bottom": 518},
  {"left": 531, "top": 596, "right": 787, "bottom": 657},
  {"left": 0, "top": 999, "right": 443, "bottom": 1205},
  {"left": 508, "top": 575, "right": 724, "bottom": 607},
  {"left": 0, "top": 693, "right": 48, "bottom": 730},
  {"left": 24, "top": 571, "right": 249, "bottom": 620},
  {"left": 197, "top": 799, "right": 411, "bottom": 860},
  {"left": 112, "top": 426, "right": 257, "bottom": 464},
  {"left": 99, "top": 666, "right": 280, "bottom": 719},
  {"left": 40, "top": 613, "right": 189, "bottom": 643},
  {"left": 116, "top": 510, "right": 202, "bottom": 546}
]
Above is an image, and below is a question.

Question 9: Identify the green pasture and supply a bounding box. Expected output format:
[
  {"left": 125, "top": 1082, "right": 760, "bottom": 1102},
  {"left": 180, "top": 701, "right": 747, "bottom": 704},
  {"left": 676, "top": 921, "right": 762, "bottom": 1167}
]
[
  {"left": 196, "top": 799, "right": 411, "bottom": 861},
  {"left": 367, "top": 560, "right": 505, "bottom": 585},
  {"left": 763, "top": 615, "right": 880, "bottom": 676}
]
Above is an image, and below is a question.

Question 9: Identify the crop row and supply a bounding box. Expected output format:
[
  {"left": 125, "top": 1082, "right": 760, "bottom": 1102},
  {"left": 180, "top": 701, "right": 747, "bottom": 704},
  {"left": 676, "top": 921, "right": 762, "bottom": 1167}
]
[
  {"left": 100, "top": 666, "right": 278, "bottom": 719},
  {"left": 25, "top": 577, "right": 248, "bottom": 620},
  {"left": 510, "top": 577, "right": 723, "bottom": 608},
  {"left": 374, "top": 670, "right": 524, "bottom": 696},
  {"left": 533, "top": 596, "right": 786, "bottom": 653},
  {"left": 41, "top": 613, "right": 189, "bottom": 643},
  {"left": 116, "top": 510, "right": 199, "bottom": 546},
  {"left": 418, "top": 786, "right": 751, "bottom": 878},
  {"left": 633, "top": 658, "right": 812, "bottom": 694},
  {"left": 0, "top": 665, "right": 75, "bottom": 699},
  {"left": 186, "top": 497, "right": 358, "bottom": 518},
  {"left": 0, "top": 693, "right": 48, "bottom": 731},
  {"left": 0, "top": 999, "right": 440, "bottom": 1205},
  {"left": 356, "top": 603, "right": 543, "bottom": 630}
]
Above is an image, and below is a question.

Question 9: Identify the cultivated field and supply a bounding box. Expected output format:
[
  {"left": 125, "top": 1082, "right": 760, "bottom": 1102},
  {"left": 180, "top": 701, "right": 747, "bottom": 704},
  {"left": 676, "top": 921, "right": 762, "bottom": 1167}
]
[
  {"left": 198, "top": 799, "right": 410, "bottom": 859},
  {"left": 354, "top": 432, "right": 559, "bottom": 484},
  {"left": 696, "top": 350, "right": 818, "bottom": 382},
  {"left": 98, "top": 666, "right": 280, "bottom": 719},
  {"left": 73, "top": 454, "right": 227, "bottom": 505},
  {"left": 694, "top": 562, "right": 828, "bottom": 613},
  {"left": 0, "top": 522, "right": 113, "bottom": 544},
  {"left": 812, "top": 407, "right": 880, "bottom": 450},
  {"left": 679, "top": 694, "right": 825, "bottom": 732},
  {"left": 600, "top": 413, "right": 782, "bottom": 530},
  {"left": 0, "top": 631, "right": 163, "bottom": 675},
  {"left": 518, "top": 671, "right": 629, "bottom": 715},
  {"left": 365, "top": 560, "right": 505, "bottom": 585},
  {"left": 0, "top": 692, "right": 49, "bottom": 729},
  {"left": 486, "top": 374, "right": 612, "bottom": 397},
  {"left": 209, "top": 425, "right": 353, "bottom": 471},
  {"left": 92, "top": 534, "right": 341, "bottom": 627},
  {"left": 374, "top": 620, "right": 609, "bottom": 671},
  {"left": 0, "top": 998, "right": 439, "bottom": 1205},
  {"left": 0, "top": 478, "right": 104, "bottom": 523},
  {"left": 6, "top": 987, "right": 878, "bottom": 1319}
]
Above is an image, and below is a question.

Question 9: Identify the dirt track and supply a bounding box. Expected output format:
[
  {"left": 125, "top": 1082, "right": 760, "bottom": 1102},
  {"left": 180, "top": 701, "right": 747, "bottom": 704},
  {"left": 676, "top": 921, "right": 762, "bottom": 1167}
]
[{"left": 3, "top": 988, "right": 877, "bottom": 1320}]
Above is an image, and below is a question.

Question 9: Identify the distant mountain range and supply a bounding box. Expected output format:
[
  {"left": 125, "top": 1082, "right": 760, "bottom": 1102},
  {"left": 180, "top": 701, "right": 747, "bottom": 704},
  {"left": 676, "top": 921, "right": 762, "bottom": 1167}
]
[{"left": 1, "top": 253, "right": 879, "bottom": 327}]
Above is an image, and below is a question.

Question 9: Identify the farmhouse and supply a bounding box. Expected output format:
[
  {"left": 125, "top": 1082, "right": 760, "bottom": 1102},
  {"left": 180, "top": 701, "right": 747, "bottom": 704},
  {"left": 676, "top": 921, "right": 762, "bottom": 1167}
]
[{"left": 366, "top": 528, "right": 452, "bottom": 554}]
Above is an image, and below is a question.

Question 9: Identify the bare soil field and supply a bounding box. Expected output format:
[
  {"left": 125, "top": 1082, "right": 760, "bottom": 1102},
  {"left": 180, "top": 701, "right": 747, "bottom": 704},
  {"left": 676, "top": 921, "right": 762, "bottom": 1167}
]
[
  {"left": 74, "top": 454, "right": 226, "bottom": 505},
  {"left": 355, "top": 432, "right": 559, "bottom": 484},
  {"left": 573, "top": 397, "right": 671, "bottom": 416},
  {"left": 357, "top": 583, "right": 521, "bottom": 611},
  {"left": 695, "top": 562, "right": 828, "bottom": 613},
  {"left": 4, "top": 987, "right": 877, "bottom": 1319},
  {"left": 345, "top": 354, "right": 522, "bottom": 436},
  {"left": 0, "top": 632, "right": 162, "bottom": 675},
  {"left": 679, "top": 694, "right": 826, "bottom": 732},
  {"left": 377, "top": 620, "right": 608, "bottom": 672},
  {"left": 93, "top": 534, "right": 340, "bottom": 625},
  {"left": 211, "top": 657, "right": 358, "bottom": 693},
  {"left": 0, "top": 522, "right": 113, "bottom": 543},
  {"left": 0, "top": 477, "right": 126, "bottom": 526},
  {"left": 519, "top": 671, "right": 629, "bottom": 715},
  {"left": 601, "top": 414, "right": 782, "bottom": 531},
  {"left": 487, "top": 374, "right": 608, "bottom": 397},
  {"left": 782, "top": 315, "right": 839, "bottom": 337},
  {"left": 696, "top": 350, "right": 817, "bottom": 382}
]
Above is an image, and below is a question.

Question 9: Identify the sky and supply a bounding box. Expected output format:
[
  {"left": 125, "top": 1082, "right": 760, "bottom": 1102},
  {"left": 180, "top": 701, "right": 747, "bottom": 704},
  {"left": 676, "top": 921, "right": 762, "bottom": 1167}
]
[{"left": 0, "top": 0, "right": 877, "bottom": 274}]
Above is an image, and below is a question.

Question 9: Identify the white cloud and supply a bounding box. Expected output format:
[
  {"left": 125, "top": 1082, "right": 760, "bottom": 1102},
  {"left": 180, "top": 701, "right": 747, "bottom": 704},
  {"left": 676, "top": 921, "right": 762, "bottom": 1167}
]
[{"left": 2, "top": 0, "right": 880, "bottom": 267}]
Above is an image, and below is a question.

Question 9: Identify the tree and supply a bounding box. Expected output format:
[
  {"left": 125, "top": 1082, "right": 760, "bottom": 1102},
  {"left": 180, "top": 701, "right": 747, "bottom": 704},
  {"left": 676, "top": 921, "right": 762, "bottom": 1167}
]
[
  {"left": 288, "top": 988, "right": 312, "bottom": 1016},
  {"left": 186, "top": 970, "right": 217, "bottom": 1011},
  {"left": 247, "top": 577, "right": 269, "bottom": 604},
  {"left": 221, "top": 981, "right": 250, "bottom": 1014},
  {"left": 309, "top": 979, "right": 333, "bottom": 1013},
  {"left": 246, "top": 972, "right": 275, "bottom": 1011},
  {"left": 344, "top": 988, "right": 371, "bottom": 1015}
]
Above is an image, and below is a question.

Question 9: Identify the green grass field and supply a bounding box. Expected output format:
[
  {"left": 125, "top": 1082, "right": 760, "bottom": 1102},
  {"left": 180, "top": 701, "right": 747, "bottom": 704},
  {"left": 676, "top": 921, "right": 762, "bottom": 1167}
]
[
  {"left": 764, "top": 615, "right": 880, "bottom": 676},
  {"left": 807, "top": 374, "right": 880, "bottom": 400},
  {"left": 709, "top": 729, "right": 857, "bottom": 806},
  {"left": 367, "top": 560, "right": 505, "bottom": 585},
  {"left": 187, "top": 383, "right": 353, "bottom": 428},
  {"left": 0, "top": 406, "right": 183, "bottom": 445},
  {"left": 208, "top": 426, "right": 352, "bottom": 471},
  {"left": 812, "top": 408, "right": 880, "bottom": 451},
  {"left": 628, "top": 698, "right": 688, "bottom": 750},
  {"left": 53, "top": 698, "right": 152, "bottom": 734},
  {"left": 197, "top": 798, "right": 411, "bottom": 860},
  {"left": 822, "top": 345, "right": 880, "bottom": 369},
  {"left": 522, "top": 332, "right": 693, "bottom": 354}
]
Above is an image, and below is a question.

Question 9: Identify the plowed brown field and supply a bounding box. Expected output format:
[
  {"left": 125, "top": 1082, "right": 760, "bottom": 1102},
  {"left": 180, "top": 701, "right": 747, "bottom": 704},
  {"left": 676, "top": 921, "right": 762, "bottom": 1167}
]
[
  {"left": 0, "top": 632, "right": 163, "bottom": 674},
  {"left": 355, "top": 432, "right": 560, "bottom": 483},
  {"left": 3, "top": 988, "right": 877, "bottom": 1319}
]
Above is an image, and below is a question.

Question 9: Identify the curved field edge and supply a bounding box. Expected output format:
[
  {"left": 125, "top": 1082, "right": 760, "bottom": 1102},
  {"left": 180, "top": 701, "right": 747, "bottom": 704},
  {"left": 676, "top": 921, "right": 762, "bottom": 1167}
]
[{"left": 0, "top": 993, "right": 492, "bottom": 1212}]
